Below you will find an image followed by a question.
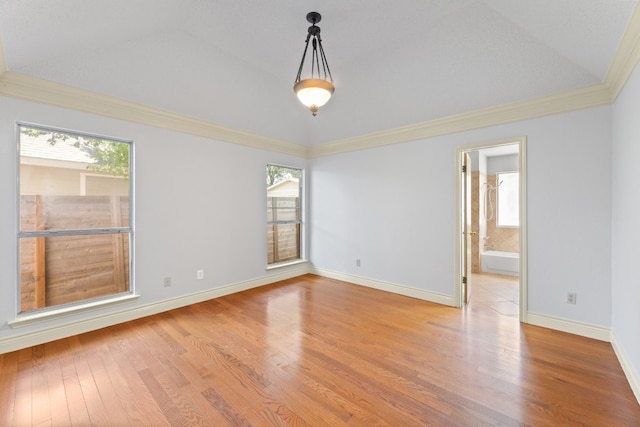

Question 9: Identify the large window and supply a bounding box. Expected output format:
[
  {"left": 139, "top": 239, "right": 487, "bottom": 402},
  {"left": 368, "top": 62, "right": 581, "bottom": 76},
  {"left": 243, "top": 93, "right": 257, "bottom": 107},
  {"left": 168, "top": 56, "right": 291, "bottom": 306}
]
[
  {"left": 266, "top": 165, "right": 302, "bottom": 265},
  {"left": 18, "top": 124, "right": 133, "bottom": 313},
  {"left": 497, "top": 171, "right": 519, "bottom": 227}
]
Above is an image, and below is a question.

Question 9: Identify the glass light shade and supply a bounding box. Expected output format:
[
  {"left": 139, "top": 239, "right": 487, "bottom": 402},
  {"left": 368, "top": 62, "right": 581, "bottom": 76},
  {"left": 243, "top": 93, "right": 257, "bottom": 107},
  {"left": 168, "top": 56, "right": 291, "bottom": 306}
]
[{"left": 294, "top": 78, "right": 335, "bottom": 108}]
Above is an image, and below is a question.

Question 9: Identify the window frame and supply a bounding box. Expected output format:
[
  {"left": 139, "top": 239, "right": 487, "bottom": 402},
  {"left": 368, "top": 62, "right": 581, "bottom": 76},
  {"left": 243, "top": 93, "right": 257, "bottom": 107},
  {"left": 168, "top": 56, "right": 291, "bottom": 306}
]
[
  {"left": 15, "top": 122, "right": 135, "bottom": 316},
  {"left": 496, "top": 171, "right": 519, "bottom": 228},
  {"left": 266, "top": 164, "right": 304, "bottom": 268}
]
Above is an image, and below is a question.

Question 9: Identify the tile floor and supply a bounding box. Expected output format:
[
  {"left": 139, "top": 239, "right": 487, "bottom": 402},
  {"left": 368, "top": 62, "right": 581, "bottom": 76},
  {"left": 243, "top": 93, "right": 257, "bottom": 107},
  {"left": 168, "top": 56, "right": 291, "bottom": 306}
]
[{"left": 467, "top": 273, "right": 519, "bottom": 317}]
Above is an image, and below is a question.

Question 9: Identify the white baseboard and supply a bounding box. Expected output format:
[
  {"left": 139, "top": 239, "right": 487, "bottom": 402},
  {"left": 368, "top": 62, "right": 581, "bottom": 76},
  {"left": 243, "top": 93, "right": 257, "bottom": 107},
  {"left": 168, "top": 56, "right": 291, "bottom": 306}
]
[
  {"left": 610, "top": 331, "right": 640, "bottom": 405},
  {"left": 311, "top": 267, "right": 457, "bottom": 307},
  {"left": 526, "top": 312, "right": 611, "bottom": 341},
  {"left": 0, "top": 266, "right": 310, "bottom": 354}
]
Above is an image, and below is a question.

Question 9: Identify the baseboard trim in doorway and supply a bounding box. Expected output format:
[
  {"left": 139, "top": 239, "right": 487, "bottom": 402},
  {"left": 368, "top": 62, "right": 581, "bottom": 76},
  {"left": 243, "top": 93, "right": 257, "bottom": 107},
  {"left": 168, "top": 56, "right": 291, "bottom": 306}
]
[
  {"left": 610, "top": 331, "right": 640, "bottom": 405},
  {"left": 527, "top": 312, "right": 611, "bottom": 341},
  {"left": 311, "top": 268, "right": 457, "bottom": 307}
]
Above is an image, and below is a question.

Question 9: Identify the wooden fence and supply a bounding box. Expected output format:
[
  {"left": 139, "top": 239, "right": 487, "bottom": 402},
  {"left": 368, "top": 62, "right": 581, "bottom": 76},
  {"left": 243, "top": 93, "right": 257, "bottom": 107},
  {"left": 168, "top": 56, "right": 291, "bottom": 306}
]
[
  {"left": 19, "top": 195, "right": 296, "bottom": 311},
  {"left": 267, "top": 197, "right": 300, "bottom": 264},
  {"left": 20, "top": 195, "right": 130, "bottom": 312}
]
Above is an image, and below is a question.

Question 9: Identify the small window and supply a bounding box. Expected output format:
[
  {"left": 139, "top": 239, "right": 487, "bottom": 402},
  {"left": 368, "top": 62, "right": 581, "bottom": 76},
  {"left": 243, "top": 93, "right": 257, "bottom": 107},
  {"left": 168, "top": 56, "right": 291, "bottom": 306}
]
[
  {"left": 266, "top": 165, "right": 302, "bottom": 265},
  {"left": 18, "top": 124, "right": 133, "bottom": 313},
  {"left": 497, "top": 171, "right": 519, "bottom": 227}
]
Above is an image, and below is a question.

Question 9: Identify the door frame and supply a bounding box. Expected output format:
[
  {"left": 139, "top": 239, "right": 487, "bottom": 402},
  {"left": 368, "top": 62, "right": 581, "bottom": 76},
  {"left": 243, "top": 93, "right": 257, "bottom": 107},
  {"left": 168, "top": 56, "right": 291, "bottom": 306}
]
[{"left": 453, "top": 136, "right": 528, "bottom": 323}]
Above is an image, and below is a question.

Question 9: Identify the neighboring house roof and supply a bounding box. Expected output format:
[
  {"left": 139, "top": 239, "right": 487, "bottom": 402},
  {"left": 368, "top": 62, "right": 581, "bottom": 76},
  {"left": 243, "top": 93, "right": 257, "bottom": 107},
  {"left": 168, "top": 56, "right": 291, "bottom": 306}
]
[
  {"left": 20, "top": 132, "right": 94, "bottom": 164},
  {"left": 267, "top": 177, "right": 298, "bottom": 190},
  {"left": 267, "top": 178, "right": 299, "bottom": 197}
]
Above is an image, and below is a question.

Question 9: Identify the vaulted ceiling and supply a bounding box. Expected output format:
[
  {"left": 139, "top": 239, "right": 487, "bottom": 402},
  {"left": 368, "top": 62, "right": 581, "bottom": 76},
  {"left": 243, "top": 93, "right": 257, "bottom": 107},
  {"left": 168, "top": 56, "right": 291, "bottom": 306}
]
[{"left": 0, "top": 1, "right": 637, "bottom": 148}]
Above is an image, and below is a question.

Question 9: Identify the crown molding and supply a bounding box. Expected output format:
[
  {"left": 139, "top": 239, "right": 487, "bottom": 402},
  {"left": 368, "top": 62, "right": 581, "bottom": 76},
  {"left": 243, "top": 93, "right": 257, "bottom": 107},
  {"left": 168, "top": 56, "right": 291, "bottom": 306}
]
[
  {"left": 606, "top": 1, "right": 640, "bottom": 101},
  {"left": 0, "top": 70, "right": 613, "bottom": 160},
  {"left": 0, "top": 72, "right": 308, "bottom": 157},
  {"left": 308, "top": 84, "right": 612, "bottom": 158}
]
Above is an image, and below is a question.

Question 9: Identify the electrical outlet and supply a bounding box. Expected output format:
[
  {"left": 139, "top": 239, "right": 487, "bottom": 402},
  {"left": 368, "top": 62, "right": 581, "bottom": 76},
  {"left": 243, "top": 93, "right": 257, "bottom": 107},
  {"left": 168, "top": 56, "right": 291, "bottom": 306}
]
[
  {"left": 197, "top": 270, "right": 204, "bottom": 280},
  {"left": 566, "top": 292, "right": 577, "bottom": 304},
  {"left": 356, "top": 259, "right": 361, "bottom": 267},
  {"left": 163, "top": 277, "right": 172, "bottom": 287}
]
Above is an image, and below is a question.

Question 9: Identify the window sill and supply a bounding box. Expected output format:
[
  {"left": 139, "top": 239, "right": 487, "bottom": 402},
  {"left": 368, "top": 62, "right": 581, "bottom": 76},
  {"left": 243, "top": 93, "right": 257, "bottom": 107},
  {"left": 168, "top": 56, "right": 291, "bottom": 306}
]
[
  {"left": 266, "top": 259, "right": 308, "bottom": 271},
  {"left": 8, "top": 293, "right": 140, "bottom": 329}
]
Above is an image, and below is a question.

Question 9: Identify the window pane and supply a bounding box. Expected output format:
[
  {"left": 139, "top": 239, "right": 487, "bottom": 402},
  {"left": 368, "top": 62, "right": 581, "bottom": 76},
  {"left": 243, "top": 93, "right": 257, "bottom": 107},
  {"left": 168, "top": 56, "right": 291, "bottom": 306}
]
[
  {"left": 19, "top": 233, "right": 130, "bottom": 312},
  {"left": 19, "top": 129, "right": 131, "bottom": 193},
  {"left": 18, "top": 125, "right": 133, "bottom": 313},
  {"left": 497, "top": 172, "right": 519, "bottom": 227},
  {"left": 267, "top": 197, "right": 300, "bottom": 222},
  {"left": 267, "top": 224, "right": 301, "bottom": 264},
  {"left": 20, "top": 195, "right": 129, "bottom": 232}
]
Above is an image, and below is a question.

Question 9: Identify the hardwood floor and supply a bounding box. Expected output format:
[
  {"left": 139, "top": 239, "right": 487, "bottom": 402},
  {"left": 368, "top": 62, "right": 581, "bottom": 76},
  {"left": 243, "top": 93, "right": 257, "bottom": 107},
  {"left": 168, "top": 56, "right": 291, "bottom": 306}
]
[{"left": 1, "top": 274, "right": 638, "bottom": 426}]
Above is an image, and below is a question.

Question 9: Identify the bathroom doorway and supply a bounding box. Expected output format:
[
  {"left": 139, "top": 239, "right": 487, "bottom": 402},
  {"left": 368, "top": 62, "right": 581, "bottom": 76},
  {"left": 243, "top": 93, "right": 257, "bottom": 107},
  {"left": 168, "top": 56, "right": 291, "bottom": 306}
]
[{"left": 455, "top": 137, "right": 527, "bottom": 322}]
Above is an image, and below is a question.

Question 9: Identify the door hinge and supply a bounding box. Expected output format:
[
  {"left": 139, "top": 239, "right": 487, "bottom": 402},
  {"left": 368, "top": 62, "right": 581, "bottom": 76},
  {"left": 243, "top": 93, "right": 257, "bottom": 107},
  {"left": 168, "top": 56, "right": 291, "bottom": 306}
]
[
  {"left": 462, "top": 165, "right": 467, "bottom": 173},
  {"left": 462, "top": 276, "right": 467, "bottom": 284}
]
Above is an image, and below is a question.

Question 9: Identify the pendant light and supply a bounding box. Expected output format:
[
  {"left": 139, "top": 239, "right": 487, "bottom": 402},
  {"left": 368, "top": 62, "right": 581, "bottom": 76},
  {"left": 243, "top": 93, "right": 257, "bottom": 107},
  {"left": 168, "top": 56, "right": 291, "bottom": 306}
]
[{"left": 294, "top": 12, "right": 334, "bottom": 116}]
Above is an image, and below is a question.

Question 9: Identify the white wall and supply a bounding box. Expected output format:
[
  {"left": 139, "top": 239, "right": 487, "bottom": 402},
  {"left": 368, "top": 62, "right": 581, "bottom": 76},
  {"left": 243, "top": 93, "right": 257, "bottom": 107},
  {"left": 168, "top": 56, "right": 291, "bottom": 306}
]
[
  {"left": 487, "top": 153, "right": 518, "bottom": 174},
  {"left": 0, "top": 96, "right": 307, "bottom": 343},
  {"left": 310, "top": 105, "right": 613, "bottom": 327},
  {"left": 309, "top": 140, "right": 455, "bottom": 296},
  {"left": 611, "top": 63, "right": 640, "bottom": 390},
  {"left": 0, "top": 94, "right": 617, "bottom": 347}
]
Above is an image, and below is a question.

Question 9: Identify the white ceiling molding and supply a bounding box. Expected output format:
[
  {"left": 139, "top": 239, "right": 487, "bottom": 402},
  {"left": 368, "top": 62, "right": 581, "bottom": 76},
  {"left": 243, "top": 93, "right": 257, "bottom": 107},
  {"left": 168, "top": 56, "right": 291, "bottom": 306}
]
[
  {"left": 606, "top": 2, "right": 640, "bottom": 101},
  {"left": 0, "top": 69, "right": 616, "bottom": 160},
  {"left": 308, "top": 84, "right": 611, "bottom": 158},
  {"left": 0, "top": 71, "right": 306, "bottom": 157}
]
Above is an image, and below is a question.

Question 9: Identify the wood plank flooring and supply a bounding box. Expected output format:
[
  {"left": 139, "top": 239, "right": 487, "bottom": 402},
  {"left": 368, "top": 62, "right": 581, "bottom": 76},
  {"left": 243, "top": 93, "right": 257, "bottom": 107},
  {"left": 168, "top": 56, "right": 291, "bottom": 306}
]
[{"left": 1, "top": 274, "right": 638, "bottom": 426}]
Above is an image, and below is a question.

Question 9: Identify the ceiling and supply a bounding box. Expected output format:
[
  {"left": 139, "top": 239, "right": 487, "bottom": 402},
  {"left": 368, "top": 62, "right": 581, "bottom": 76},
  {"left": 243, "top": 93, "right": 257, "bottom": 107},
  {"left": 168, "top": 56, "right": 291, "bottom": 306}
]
[{"left": 0, "top": 1, "right": 637, "bottom": 147}]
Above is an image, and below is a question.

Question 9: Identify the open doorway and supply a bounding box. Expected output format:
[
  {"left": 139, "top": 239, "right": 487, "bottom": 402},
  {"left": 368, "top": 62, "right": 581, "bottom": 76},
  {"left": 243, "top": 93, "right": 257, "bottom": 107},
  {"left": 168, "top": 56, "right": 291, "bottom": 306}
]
[{"left": 455, "top": 137, "right": 527, "bottom": 322}]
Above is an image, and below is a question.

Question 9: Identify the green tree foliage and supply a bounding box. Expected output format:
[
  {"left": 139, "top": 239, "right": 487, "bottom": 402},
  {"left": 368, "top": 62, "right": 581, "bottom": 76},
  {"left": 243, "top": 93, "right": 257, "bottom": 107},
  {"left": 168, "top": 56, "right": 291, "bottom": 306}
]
[
  {"left": 266, "top": 165, "right": 300, "bottom": 186},
  {"left": 80, "top": 140, "right": 129, "bottom": 179},
  {"left": 21, "top": 127, "right": 130, "bottom": 179}
]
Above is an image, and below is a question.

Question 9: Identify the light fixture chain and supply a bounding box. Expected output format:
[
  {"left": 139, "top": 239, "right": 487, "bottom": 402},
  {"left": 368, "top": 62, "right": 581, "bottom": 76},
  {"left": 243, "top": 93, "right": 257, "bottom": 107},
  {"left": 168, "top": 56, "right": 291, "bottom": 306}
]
[
  {"left": 318, "top": 38, "right": 333, "bottom": 82},
  {"left": 295, "top": 34, "right": 312, "bottom": 83},
  {"left": 312, "top": 38, "right": 320, "bottom": 79}
]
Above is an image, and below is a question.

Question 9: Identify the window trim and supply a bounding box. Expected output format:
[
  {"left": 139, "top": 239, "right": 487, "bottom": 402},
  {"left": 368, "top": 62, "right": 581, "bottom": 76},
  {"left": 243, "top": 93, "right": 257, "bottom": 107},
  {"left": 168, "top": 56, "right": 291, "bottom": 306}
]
[
  {"left": 8, "top": 293, "right": 140, "bottom": 328},
  {"left": 16, "top": 122, "right": 135, "bottom": 315},
  {"left": 266, "top": 164, "right": 304, "bottom": 267}
]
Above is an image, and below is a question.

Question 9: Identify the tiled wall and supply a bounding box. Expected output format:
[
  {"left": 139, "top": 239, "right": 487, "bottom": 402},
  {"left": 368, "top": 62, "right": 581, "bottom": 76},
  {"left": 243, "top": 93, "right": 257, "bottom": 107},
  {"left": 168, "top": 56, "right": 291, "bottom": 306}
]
[{"left": 471, "top": 172, "right": 519, "bottom": 273}]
